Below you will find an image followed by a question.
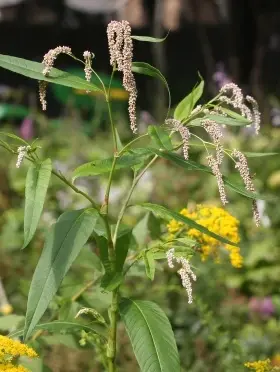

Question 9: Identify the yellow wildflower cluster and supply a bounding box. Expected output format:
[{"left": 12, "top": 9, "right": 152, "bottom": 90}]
[
  {"left": 167, "top": 205, "right": 242, "bottom": 268},
  {"left": 0, "top": 363, "right": 30, "bottom": 372},
  {"left": 0, "top": 335, "right": 38, "bottom": 372},
  {"left": 244, "top": 359, "right": 272, "bottom": 372}
]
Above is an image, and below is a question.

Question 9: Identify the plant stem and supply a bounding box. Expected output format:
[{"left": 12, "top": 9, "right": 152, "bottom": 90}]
[
  {"left": 118, "top": 133, "right": 149, "bottom": 156},
  {"left": 103, "top": 68, "right": 120, "bottom": 372},
  {"left": 107, "top": 290, "right": 118, "bottom": 372},
  {"left": 113, "top": 155, "right": 158, "bottom": 244},
  {"left": 51, "top": 169, "right": 99, "bottom": 209}
]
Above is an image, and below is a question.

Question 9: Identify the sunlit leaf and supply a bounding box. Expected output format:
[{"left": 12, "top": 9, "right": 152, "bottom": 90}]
[
  {"left": 131, "top": 33, "right": 169, "bottom": 43},
  {"left": 174, "top": 77, "right": 204, "bottom": 121},
  {"left": 0, "top": 54, "right": 102, "bottom": 93}
]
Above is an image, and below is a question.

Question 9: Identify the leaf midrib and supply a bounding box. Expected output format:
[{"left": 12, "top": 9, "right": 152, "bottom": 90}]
[
  {"left": 25, "top": 161, "right": 49, "bottom": 245},
  {"left": 0, "top": 54, "right": 102, "bottom": 92},
  {"left": 25, "top": 210, "right": 90, "bottom": 337},
  {"left": 128, "top": 299, "right": 163, "bottom": 372}
]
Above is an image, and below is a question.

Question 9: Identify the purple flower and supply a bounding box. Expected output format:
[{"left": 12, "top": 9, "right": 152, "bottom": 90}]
[
  {"left": 248, "top": 296, "right": 275, "bottom": 318},
  {"left": 213, "top": 63, "right": 232, "bottom": 90},
  {"left": 261, "top": 297, "right": 275, "bottom": 316},
  {"left": 19, "top": 117, "right": 34, "bottom": 140}
]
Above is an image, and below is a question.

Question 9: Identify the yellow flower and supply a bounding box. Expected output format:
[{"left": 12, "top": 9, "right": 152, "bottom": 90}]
[
  {"left": 0, "top": 362, "right": 30, "bottom": 372},
  {"left": 166, "top": 204, "right": 242, "bottom": 267},
  {"left": 166, "top": 219, "right": 182, "bottom": 234},
  {"left": 272, "top": 353, "right": 280, "bottom": 366},
  {"left": 0, "top": 303, "right": 13, "bottom": 315},
  {"left": 0, "top": 336, "right": 38, "bottom": 359},
  {"left": 244, "top": 359, "right": 271, "bottom": 372}
]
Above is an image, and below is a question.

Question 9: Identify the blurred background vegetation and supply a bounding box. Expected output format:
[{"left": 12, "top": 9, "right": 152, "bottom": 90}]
[{"left": 1, "top": 0, "right": 280, "bottom": 371}]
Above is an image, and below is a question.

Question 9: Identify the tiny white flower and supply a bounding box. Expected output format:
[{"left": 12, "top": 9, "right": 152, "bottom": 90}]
[
  {"left": 166, "top": 248, "right": 196, "bottom": 303},
  {"left": 16, "top": 145, "right": 30, "bottom": 168}
]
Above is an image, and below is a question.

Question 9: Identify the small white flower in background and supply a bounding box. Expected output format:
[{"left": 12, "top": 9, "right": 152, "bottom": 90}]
[
  {"left": 166, "top": 248, "right": 175, "bottom": 268},
  {"left": 83, "top": 50, "right": 94, "bottom": 85},
  {"left": 16, "top": 145, "right": 30, "bottom": 168},
  {"left": 165, "top": 118, "right": 190, "bottom": 160},
  {"left": 166, "top": 248, "right": 196, "bottom": 304}
]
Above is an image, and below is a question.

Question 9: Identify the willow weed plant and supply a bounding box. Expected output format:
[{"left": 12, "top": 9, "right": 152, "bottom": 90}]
[{"left": 0, "top": 20, "right": 268, "bottom": 371}]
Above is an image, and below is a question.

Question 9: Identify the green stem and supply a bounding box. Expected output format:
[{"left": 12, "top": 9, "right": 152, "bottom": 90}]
[
  {"left": 106, "top": 100, "right": 118, "bottom": 152},
  {"left": 118, "top": 133, "right": 149, "bottom": 156},
  {"left": 107, "top": 290, "right": 118, "bottom": 372},
  {"left": 113, "top": 154, "right": 158, "bottom": 244},
  {"left": 51, "top": 169, "right": 99, "bottom": 209},
  {"left": 103, "top": 155, "right": 118, "bottom": 215}
]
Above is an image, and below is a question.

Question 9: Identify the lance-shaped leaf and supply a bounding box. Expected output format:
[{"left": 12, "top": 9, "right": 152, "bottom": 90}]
[
  {"left": 131, "top": 33, "right": 169, "bottom": 43},
  {"left": 24, "top": 208, "right": 100, "bottom": 340},
  {"left": 23, "top": 159, "right": 52, "bottom": 249},
  {"left": 174, "top": 77, "right": 204, "bottom": 121},
  {"left": 120, "top": 298, "right": 180, "bottom": 372},
  {"left": 243, "top": 152, "right": 279, "bottom": 157},
  {"left": 148, "top": 125, "right": 173, "bottom": 150},
  {"left": 148, "top": 148, "right": 273, "bottom": 201},
  {"left": 132, "top": 62, "right": 171, "bottom": 112},
  {"left": 0, "top": 131, "right": 29, "bottom": 145},
  {"left": 0, "top": 54, "right": 102, "bottom": 93},
  {"left": 10, "top": 320, "right": 104, "bottom": 339},
  {"left": 143, "top": 250, "right": 155, "bottom": 280},
  {"left": 72, "top": 150, "right": 151, "bottom": 182},
  {"left": 139, "top": 203, "right": 239, "bottom": 247}
]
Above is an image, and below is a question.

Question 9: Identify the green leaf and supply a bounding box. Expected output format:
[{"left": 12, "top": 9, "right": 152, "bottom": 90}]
[
  {"left": 243, "top": 152, "right": 279, "bottom": 157},
  {"left": 115, "top": 127, "right": 124, "bottom": 151},
  {"left": 23, "top": 159, "right": 52, "bottom": 249},
  {"left": 115, "top": 228, "right": 132, "bottom": 272},
  {"left": 133, "top": 212, "right": 161, "bottom": 247},
  {"left": 204, "top": 114, "right": 249, "bottom": 126},
  {"left": 148, "top": 148, "right": 272, "bottom": 200},
  {"left": 72, "top": 152, "right": 149, "bottom": 182},
  {"left": 144, "top": 251, "right": 155, "bottom": 280},
  {"left": 148, "top": 125, "right": 173, "bottom": 150},
  {"left": 174, "top": 78, "right": 204, "bottom": 121},
  {"left": 24, "top": 208, "right": 100, "bottom": 340},
  {"left": 10, "top": 320, "right": 103, "bottom": 339},
  {"left": 0, "top": 54, "right": 102, "bottom": 93},
  {"left": 131, "top": 33, "right": 168, "bottom": 43},
  {"left": 95, "top": 235, "right": 110, "bottom": 273},
  {"left": 101, "top": 272, "right": 123, "bottom": 292},
  {"left": 119, "top": 298, "right": 180, "bottom": 372},
  {"left": 132, "top": 62, "right": 171, "bottom": 113},
  {"left": 0, "top": 131, "right": 29, "bottom": 145},
  {"left": 221, "top": 107, "right": 251, "bottom": 122},
  {"left": 139, "top": 203, "right": 239, "bottom": 247},
  {"left": 172, "top": 237, "right": 197, "bottom": 247}
]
